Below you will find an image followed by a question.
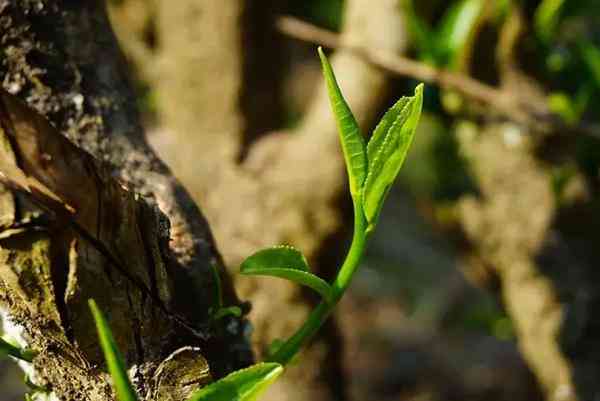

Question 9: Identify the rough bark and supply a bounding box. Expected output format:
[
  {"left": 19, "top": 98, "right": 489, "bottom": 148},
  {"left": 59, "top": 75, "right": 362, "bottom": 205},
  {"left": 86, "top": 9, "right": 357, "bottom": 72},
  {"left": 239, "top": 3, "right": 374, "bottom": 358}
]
[{"left": 0, "top": 1, "right": 250, "bottom": 400}]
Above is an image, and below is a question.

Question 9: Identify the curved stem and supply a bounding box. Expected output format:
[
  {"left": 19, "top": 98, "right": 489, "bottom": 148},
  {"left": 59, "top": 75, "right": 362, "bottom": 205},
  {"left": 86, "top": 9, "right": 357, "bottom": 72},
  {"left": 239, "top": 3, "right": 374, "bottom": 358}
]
[{"left": 268, "top": 198, "right": 368, "bottom": 365}]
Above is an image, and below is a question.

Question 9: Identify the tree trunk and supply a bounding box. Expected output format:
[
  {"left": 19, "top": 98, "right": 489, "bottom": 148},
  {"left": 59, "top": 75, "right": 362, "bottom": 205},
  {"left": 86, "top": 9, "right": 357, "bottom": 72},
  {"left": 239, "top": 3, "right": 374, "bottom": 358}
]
[
  {"left": 0, "top": 1, "right": 250, "bottom": 400},
  {"left": 108, "top": 1, "right": 409, "bottom": 400},
  {"left": 456, "top": 8, "right": 600, "bottom": 401}
]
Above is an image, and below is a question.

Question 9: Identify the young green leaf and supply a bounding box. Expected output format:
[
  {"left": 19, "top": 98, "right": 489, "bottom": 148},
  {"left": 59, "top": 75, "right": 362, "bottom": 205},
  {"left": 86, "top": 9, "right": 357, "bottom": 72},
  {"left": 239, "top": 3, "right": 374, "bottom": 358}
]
[
  {"left": 240, "top": 247, "right": 334, "bottom": 303},
  {"left": 0, "top": 337, "right": 34, "bottom": 362},
  {"left": 187, "top": 362, "right": 283, "bottom": 401},
  {"left": 243, "top": 267, "right": 334, "bottom": 304},
  {"left": 362, "top": 84, "right": 424, "bottom": 228},
  {"left": 367, "top": 97, "right": 412, "bottom": 167},
  {"left": 241, "top": 246, "right": 310, "bottom": 272},
  {"left": 89, "top": 300, "right": 139, "bottom": 401},
  {"left": 318, "top": 47, "right": 367, "bottom": 199}
]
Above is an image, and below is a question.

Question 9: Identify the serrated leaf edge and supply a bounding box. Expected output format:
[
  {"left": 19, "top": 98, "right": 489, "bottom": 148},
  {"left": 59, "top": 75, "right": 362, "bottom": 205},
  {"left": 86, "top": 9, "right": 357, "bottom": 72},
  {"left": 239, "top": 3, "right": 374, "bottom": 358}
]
[
  {"left": 318, "top": 47, "right": 367, "bottom": 197},
  {"left": 362, "top": 84, "right": 424, "bottom": 224},
  {"left": 363, "top": 98, "right": 415, "bottom": 208}
]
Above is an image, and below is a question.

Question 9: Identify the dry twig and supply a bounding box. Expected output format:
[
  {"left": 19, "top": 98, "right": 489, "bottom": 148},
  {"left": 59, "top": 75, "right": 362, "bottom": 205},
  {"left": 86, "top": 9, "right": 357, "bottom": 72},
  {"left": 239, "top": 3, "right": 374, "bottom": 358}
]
[{"left": 276, "top": 16, "right": 600, "bottom": 140}]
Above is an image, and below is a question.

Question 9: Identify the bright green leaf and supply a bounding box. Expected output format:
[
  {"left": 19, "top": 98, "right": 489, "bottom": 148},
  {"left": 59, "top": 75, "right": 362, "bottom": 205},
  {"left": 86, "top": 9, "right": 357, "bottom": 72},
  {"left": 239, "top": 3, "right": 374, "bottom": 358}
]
[
  {"left": 187, "top": 362, "right": 283, "bottom": 401},
  {"left": 242, "top": 267, "right": 334, "bottom": 304},
  {"left": 89, "top": 300, "right": 139, "bottom": 401},
  {"left": 534, "top": 0, "right": 567, "bottom": 43},
  {"left": 367, "top": 97, "right": 412, "bottom": 167},
  {"left": 437, "top": 0, "right": 485, "bottom": 68},
  {"left": 0, "top": 337, "right": 34, "bottom": 362},
  {"left": 363, "top": 84, "right": 424, "bottom": 227},
  {"left": 240, "top": 247, "right": 334, "bottom": 303},
  {"left": 241, "top": 246, "right": 309, "bottom": 272},
  {"left": 318, "top": 47, "right": 367, "bottom": 199}
]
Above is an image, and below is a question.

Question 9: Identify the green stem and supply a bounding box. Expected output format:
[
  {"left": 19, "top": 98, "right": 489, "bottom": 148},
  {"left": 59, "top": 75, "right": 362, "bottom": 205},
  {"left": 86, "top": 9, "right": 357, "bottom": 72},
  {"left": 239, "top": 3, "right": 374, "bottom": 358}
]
[{"left": 268, "top": 198, "right": 368, "bottom": 365}]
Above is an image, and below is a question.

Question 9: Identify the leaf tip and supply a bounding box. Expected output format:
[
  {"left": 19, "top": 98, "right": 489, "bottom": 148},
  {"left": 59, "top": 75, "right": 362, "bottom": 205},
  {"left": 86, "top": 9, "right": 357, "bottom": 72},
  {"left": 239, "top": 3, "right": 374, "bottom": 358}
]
[
  {"left": 88, "top": 298, "right": 98, "bottom": 314},
  {"left": 415, "top": 83, "right": 425, "bottom": 98},
  {"left": 317, "top": 45, "right": 325, "bottom": 58},
  {"left": 317, "top": 46, "right": 331, "bottom": 73}
]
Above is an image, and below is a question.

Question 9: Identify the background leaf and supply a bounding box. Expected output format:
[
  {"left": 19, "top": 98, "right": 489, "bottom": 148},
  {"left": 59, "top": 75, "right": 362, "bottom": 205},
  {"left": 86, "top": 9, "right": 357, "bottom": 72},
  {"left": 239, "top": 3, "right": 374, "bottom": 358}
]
[
  {"left": 579, "top": 41, "right": 600, "bottom": 88},
  {"left": 89, "top": 300, "right": 138, "bottom": 401},
  {"left": 187, "top": 362, "right": 283, "bottom": 401},
  {"left": 534, "top": 0, "right": 567, "bottom": 43},
  {"left": 437, "top": 0, "right": 486, "bottom": 68},
  {"left": 318, "top": 47, "right": 367, "bottom": 198},
  {"left": 367, "top": 97, "right": 412, "bottom": 172}
]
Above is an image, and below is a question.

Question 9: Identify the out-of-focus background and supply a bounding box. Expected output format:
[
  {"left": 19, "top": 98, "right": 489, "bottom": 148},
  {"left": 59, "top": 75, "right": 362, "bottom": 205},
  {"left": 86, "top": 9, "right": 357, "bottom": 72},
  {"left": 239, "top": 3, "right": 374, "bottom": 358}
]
[{"left": 2, "top": 0, "right": 600, "bottom": 400}]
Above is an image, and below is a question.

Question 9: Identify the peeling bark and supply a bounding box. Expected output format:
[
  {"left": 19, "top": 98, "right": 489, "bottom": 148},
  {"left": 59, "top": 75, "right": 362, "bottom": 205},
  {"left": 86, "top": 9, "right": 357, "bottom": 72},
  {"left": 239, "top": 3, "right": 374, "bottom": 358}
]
[{"left": 0, "top": 1, "right": 250, "bottom": 400}]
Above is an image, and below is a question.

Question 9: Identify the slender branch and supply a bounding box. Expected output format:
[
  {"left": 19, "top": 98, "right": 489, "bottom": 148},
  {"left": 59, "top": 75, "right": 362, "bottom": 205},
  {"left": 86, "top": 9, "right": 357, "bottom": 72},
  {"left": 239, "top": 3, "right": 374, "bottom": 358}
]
[{"left": 276, "top": 16, "right": 600, "bottom": 140}]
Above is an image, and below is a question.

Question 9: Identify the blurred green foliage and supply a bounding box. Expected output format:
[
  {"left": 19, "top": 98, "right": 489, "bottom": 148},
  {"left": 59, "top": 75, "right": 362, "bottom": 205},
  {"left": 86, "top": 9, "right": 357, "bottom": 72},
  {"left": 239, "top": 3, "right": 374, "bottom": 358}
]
[
  {"left": 403, "top": 0, "right": 487, "bottom": 69},
  {"left": 288, "top": 0, "right": 344, "bottom": 32},
  {"left": 388, "top": 0, "right": 600, "bottom": 344},
  {"left": 534, "top": 0, "right": 600, "bottom": 125}
]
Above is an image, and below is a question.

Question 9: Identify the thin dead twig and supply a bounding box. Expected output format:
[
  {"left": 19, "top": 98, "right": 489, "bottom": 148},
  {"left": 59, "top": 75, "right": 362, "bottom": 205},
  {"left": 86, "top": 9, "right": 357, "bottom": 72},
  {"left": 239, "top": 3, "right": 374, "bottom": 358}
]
[{"left": 276, "top": 15, "right": 600, "bottom": 140}]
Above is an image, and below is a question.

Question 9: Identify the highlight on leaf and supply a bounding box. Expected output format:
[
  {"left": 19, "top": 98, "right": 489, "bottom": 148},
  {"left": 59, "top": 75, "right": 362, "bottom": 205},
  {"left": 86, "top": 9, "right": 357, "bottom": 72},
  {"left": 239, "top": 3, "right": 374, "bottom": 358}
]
[
  {"left": 187, "top": 362, "right": 283, "bottom": 401},
  {"left": 362, "top": 84, "right": 424, "bottom": 227},
  {"left": 240, "top": 247, "right": 334, "bottom": 304},
  {"left": 89, "top": 300, "right": 139, "bottom": 401},
  {"left": 318, "top": 46, "right": 367, "bottom": 199}
]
